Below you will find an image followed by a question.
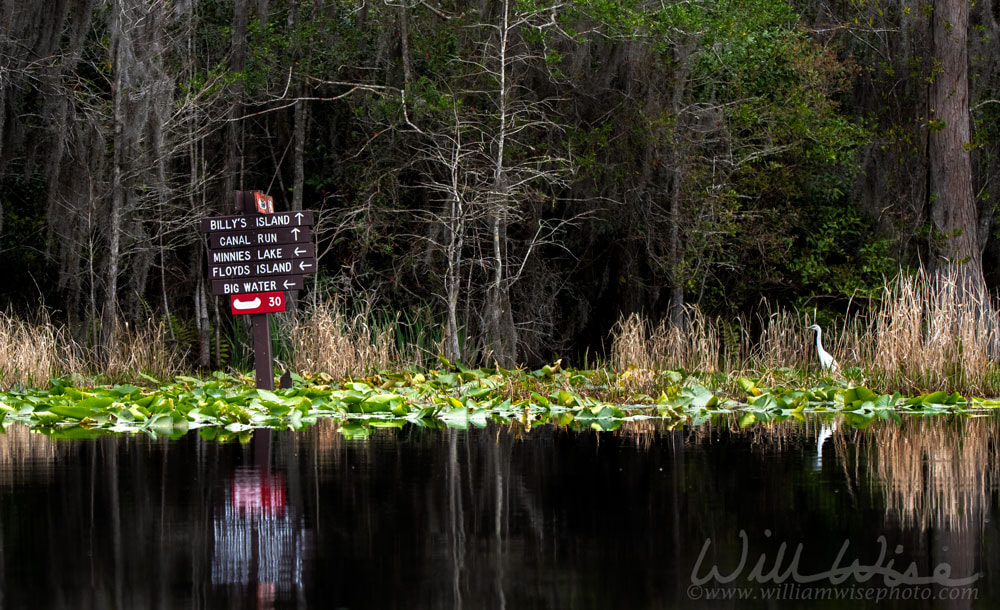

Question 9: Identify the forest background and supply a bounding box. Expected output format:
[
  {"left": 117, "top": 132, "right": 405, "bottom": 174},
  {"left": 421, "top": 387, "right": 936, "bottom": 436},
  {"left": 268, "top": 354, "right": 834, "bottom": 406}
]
[{"left": 1, "top": 0, "right": 999, "bottom": 371}]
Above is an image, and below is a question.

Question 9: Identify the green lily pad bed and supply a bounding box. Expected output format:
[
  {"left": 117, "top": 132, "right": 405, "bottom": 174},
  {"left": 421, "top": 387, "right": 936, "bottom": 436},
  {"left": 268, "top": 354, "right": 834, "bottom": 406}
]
[{"left": 1, "top": 365, "right": 997, "bottom": 441}]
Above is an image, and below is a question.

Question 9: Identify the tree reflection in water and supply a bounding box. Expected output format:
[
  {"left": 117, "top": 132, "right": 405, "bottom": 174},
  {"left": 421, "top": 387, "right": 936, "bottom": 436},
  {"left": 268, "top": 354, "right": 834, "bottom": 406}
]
[{"left": 0, "top": 414, "right": 996, "bottom": 608}]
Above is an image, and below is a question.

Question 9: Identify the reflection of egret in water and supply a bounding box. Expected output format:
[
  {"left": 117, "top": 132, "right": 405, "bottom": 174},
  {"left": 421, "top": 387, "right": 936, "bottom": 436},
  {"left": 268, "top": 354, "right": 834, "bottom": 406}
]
[
  {"left": 814, "top": 420, "right": 838, "bottom": 469},
  {"left": 211, "top": 466, "right": 312, "bottom": 605}
]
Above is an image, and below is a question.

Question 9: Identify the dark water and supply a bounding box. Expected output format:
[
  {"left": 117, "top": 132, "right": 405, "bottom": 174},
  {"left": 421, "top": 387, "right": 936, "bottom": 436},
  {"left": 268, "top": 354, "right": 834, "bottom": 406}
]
[{"left": 0, "top": 415, "right": 997, "bottom": 609}]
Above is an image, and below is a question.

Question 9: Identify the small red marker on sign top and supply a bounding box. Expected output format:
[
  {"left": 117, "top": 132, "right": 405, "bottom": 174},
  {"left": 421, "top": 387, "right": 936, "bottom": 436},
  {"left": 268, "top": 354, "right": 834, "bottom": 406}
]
[{"left": 254, "top": 192, "right": 274, "bottom": 214}]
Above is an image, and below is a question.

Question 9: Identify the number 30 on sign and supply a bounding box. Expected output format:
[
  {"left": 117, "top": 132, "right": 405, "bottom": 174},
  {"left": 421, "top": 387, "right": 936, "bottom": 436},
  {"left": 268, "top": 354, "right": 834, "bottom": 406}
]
[{"left": 230, "top": 291, "right": 286, "bottom": 315}]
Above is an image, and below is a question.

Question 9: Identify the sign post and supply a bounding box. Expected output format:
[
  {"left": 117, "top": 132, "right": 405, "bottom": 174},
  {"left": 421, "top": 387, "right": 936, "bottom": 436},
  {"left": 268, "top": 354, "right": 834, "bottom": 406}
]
[
  {"left": 202, "top": 191, "right": 317, "bottom": 390},
  {"left": 251, "top": 314, "right": 275, "bottom": 390}
]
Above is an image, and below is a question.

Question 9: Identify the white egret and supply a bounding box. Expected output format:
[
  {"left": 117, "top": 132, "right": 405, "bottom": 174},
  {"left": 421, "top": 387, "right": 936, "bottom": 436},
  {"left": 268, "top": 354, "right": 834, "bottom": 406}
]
[{"left": 806, "top": 324, "right": 839, "bottom": 372}]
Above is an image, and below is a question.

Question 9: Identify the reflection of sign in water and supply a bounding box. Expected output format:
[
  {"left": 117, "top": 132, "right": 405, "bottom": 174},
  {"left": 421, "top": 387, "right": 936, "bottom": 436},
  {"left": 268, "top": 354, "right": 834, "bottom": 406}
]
[
  {"left": 231, "top": 468, "right": 287, "bottom": 514},
  {"left": 211, "top": 467, "right": 311, "bottom": 598}
]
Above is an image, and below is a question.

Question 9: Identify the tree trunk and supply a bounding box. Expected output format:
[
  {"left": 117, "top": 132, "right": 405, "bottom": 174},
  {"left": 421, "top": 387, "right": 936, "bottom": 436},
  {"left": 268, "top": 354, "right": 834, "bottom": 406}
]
[
  {"left": 292, "top": 100, "right": 307, "bottom": 211},
  {"left": 127, "top": 224, "right": 152, "bottom": 321},
  {"left": 667, "top": 42, "right": 693, "bottom": 330},
  {"left": 197, "top": 282, "right": 210, "bottom": 369},
  {"left": 230, "top": 0, "right": 249, "bottom": 82},
  {"left": 667, "top": 174, "right": 685, "bottom": 330},
  {"left": 288, "top": 0, "right": 305, "bottom": 214},
  {"left": 666, "top": 117, "right": 685, "bottom": 331},
  {"left": 287, "top": 1, "right": 307, "bottom": 312},
  {"left": 146, "top": 23, "right": 170, "bottom": 322},
  {"left": 161, "top": 236, "right": 173, "bottom": 341},
  {"left": 87, "top": 203, "right": 98, "bottom": 347},
  {"left": 0, "top": 43, "right": 3, "bottom": 218},
  {"left": 213, "top": 294, "right": 221, "bottom": 369},
  {"left": 929, "top": 0, "right": 982, "bottom": 286},
  {"left": 444, "top": 168, "right": 465, "bottom": 363},
  {"left": 399, "top": 4, "right": 414, "bottom": 89},
  {"left": 224, "top": 0, "right": 249, "bottom": 199},
  {"left": 0, "top": 56, "right": 5, "bottom": 169},
  {"left": 103, "top": 0, "right": 127, "bottom": 350},
  {"left": 483, "top": 0, "right": 518, "bottom": 367},
  {"left": 355, "top": 0, "right": 367, "bottom": 30}
]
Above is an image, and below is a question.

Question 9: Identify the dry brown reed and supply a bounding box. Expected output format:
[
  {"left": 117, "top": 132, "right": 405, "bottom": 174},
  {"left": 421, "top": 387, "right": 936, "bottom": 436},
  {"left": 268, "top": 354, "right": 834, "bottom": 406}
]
[
  {"left": 0, "top": 310, "right": 183, "bottom": 390},
  {"left": 102, "top": 319, "right": 184, "bottom": 383},
  {"left": 746, "top": 303, "right": 809, "bottom": 373},
  {"left": 867, "top": 266, "right": 1000, "bottom": 394},
  {"left": 610, "top": 267, "right": 1000, "bottom": 395},
  {"left": 826, "top": 315, "right": 868, "bottom": 373},
  {"left": 0, "top": 309, "right": 66, "bottom": 389},
  {"left": 610, "top": 306, "right": 720, "bottom": 373},
  {"left": 283, "top": 299, "right": 398, "bottom": 380},
  {"left": 611, "top": 303, "right": 820, "bottom": 385}
]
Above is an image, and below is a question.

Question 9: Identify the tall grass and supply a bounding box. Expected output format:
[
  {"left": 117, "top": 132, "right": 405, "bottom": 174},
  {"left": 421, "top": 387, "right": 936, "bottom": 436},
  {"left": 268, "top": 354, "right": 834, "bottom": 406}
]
[
  {"left": 282, "top": 299, "right": 401, "bottom": 380},
  {"left": 0, "top": 310, "right": 71, "bottom": 389},
  {"left": 101, "top": 319, "right": 184, "bottom": 384},
  {"left": 7, "top": 266, "right": 1000, "bottom": 394},
  {"left": 1, "top": 299, "right": 420, "bottom": 390},
  {"left": 0, "top": 310, "right": 182, "bottom": 390},
  {"left": 610, "top": 267, "right": 1000, "bottom": 396},
  {"left": 742, "top": 304, "right": 810, "bottom": 375},
  {"left": 866, "top": 267, "right": 1000, "bottom": 394},
  {"left": 610, "top": 306, "right": 721, "bottom": 373}
]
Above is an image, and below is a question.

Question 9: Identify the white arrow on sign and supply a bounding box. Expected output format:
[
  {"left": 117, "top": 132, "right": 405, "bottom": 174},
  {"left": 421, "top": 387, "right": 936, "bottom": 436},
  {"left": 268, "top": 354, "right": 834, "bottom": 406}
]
[
  {"left": 294, "top": 247, "right": 306, "bottom": 256},
  {"left": 295, "top": 212, "right": 304, "bottom": 223},
  {"left": 283, "top": 280, "right": 295, "bottom": 289},
  {"left": 291, "top": 228, "right": 300, "bottom": 239},
  {"left": 298, "top": 261, "right": 313, "bottom": 271},
  {"left": 232, "top": 296, "right": 262, "bottom": 310}
]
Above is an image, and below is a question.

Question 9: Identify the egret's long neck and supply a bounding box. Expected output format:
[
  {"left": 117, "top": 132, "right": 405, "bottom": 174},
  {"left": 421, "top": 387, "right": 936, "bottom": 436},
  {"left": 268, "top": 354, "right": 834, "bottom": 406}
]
[{"left": 814, "top": 329, "right": 823, "bottom": 350}]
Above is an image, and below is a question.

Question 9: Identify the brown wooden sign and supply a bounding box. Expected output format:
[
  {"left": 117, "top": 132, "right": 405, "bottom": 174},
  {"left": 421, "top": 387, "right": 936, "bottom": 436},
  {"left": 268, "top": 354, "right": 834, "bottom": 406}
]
[
  {"left": 204, "top": 191, "right": 318, "bottom": 390},
  {"left": 205, "top": 213, "right": 315, "bottom": 295},
  {"left": 209, "top": 258, "right": 317, "bottom": 281},
  {"left": 199, "top": 210, "right": 314, "bottom": 233},
  {"left": 211, "top": 275, "right": 306, "bottom": 296},
  {"left": 209, "top": 226, "right": 311, "bottom": 249},
  {"left": 209, "top": 243, "right": 315, "bottom": 265}
]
